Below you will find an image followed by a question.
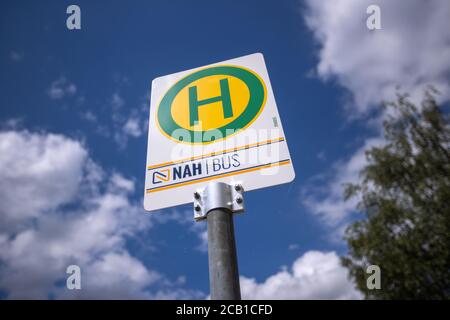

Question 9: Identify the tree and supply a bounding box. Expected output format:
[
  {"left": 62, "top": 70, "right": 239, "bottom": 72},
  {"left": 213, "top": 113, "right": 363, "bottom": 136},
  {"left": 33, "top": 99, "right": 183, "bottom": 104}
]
[{"left": 342, "top": 88, "right": 450, "bottom": 299}]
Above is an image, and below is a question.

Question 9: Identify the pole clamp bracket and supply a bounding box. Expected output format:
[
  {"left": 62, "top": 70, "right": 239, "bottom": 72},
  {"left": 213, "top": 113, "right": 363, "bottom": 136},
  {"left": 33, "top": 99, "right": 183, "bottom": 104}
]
[{"left": 193, "top": 181, "right": 245, "bottom": 221}]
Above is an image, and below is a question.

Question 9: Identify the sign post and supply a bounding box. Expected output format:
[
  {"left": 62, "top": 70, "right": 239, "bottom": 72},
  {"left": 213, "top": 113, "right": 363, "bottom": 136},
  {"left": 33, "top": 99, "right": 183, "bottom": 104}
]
[
  {"left": 144, "top": 53, "right": 295, "bottom": 300},
  {"left": 207, "top": 206, "right": 241, "bottom": 300},
  {"left": 194, "top": 181, "right": 242, "bottom": 299}
]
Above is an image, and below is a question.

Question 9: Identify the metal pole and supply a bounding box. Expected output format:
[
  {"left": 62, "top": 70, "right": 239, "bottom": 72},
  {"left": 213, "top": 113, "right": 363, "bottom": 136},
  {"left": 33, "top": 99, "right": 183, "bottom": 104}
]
[
  {"left": 193, "top": 181, "right": 244, "bottom": 300},
  {"left": 207, "top": 208, "right": 241, "bottom": 300}
]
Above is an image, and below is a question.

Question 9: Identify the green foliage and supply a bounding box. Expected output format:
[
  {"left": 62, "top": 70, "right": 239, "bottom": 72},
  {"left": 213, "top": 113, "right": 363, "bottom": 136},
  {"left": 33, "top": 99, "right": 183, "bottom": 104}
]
[{"left": 342, "top": 89, "right": 450, "bottom": 299}]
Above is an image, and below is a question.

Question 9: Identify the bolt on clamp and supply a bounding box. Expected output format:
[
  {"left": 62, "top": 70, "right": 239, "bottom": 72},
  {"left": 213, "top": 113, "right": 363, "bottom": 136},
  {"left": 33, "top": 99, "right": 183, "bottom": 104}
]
[{"left": 193, "top": 181, "right": 245, "bottom": 221}]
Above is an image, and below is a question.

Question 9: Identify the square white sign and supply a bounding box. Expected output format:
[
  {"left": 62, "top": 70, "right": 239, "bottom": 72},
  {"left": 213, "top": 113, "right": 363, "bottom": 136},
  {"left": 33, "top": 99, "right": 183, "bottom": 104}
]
[{"left": 144, "top": 53, "right": 295, "bottom": 211}]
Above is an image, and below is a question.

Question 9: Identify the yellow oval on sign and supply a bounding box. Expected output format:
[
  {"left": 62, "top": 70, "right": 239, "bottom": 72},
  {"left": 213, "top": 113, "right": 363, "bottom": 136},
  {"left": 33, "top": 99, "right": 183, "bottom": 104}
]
[{"left": 170, "top": 74, "right": 250, "bottom": 131}]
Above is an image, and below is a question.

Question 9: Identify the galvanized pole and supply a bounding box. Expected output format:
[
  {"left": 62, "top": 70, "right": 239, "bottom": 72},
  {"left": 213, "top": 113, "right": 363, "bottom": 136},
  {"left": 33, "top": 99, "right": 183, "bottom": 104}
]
[
  {"left": 207, "top": 208, "right": 241, "bottom": 300},
  {"left": 193, "top": 181, "right": 244, "bottom": 300}
]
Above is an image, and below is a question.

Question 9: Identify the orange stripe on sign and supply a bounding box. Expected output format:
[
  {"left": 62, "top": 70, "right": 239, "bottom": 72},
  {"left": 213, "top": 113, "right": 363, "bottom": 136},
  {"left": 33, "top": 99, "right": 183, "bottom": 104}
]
[{"left": 146, "top": 159, "right": 291, "bottom": 193}]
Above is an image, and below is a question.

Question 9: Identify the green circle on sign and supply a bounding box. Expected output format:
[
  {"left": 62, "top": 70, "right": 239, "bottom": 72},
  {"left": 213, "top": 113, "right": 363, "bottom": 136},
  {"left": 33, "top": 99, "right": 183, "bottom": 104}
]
[{"left": 157, "top": 65, "right": 266, "bottom": 144}]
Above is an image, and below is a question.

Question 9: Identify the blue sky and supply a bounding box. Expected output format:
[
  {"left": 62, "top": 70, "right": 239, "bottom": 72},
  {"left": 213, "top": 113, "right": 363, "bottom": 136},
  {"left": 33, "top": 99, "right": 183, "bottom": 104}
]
[{"left": 1, "top": 0, "right": 449, "bottom": 299}]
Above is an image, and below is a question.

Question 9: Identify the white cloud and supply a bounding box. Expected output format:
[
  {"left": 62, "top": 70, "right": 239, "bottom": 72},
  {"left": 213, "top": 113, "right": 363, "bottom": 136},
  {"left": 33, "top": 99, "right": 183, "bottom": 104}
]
[
  {"left": 61, "top": 252, "right": 160, "bottom": 299},
  {"left": 303, "top": 0, "right": 450, "bottom": 115},
  {"left": 241, "top": 251, "right": 361, "bottom": 299},
  {"left": 110, "top": 172, "right": 135, "bottom": 193},
  {"left": 109, "top": 93, "right": 148, "bottom": 149},
  {"left": 48, "top": 77, "right": 77, "bottom": 100},
  {"left": 0, "top": 129, "right": 200, "bottom": 299},
  {"left": 79, "top": 87, "right": 150, "bottom": 149},
  {"left": 300, "top": 1, "right": 450, "bottom": 240},
  {"left": 301, "top": 137, "right": 383, "bottom": 239},
  {"left": 123, "top": 117, "right": 144, "bottom": 137},
  {"left": 0, "top": 131, "right": 87, "bottom": 232}
]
